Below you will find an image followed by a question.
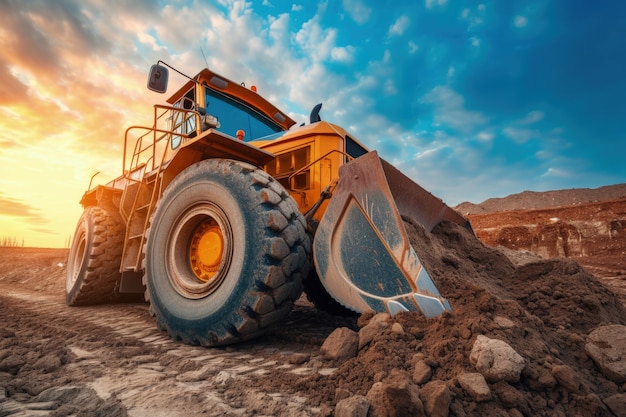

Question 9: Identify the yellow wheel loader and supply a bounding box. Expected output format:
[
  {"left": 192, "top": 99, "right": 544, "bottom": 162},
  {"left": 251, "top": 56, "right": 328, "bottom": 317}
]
[{"left": 66, "top": 62, "right": 471, "bottom": 346}]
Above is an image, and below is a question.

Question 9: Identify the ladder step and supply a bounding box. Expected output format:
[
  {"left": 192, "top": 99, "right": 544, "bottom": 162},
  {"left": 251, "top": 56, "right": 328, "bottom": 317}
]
[{"left": 136, "top": 203, "right": 151, "bottom": 212}]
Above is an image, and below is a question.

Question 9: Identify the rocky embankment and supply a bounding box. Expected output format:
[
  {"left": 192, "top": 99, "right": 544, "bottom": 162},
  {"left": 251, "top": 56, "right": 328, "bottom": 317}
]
[{"left": 456, "top": 184, "right": 626, "bottom": 300}]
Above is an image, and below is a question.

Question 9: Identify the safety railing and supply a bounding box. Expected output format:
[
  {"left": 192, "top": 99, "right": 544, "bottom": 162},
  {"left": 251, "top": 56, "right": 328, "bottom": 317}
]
[
  {"left": 122, "top": 104, "right": 205, "bottom": 181},
  {"left": 287, "top": 148, "right": 353, "bottom": 192}
]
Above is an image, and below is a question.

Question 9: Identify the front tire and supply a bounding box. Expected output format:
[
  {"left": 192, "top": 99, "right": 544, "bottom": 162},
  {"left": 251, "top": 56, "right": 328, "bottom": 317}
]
[
  {"left": 66, "top": 206, "right": 124, "bottom": 305},
  {"left": 143, "top": 159, "right": 310, "bottom": 346}
]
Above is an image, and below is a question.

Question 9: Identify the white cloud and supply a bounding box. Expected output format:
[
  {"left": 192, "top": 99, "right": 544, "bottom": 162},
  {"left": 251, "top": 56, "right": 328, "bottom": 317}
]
[
  {"left": 476, "top": 131, "right": 494, "bottom": 142},
  {"left": 330, "top": 45, "right": 355, "bottom": 63},
  {"left": 384, "top": 79, "right": 397, "bottom": 95},
  {"left": 541, "top": 167, "right": 570, "bottom": 178},
  {"left": 500, "top": 110, "right": 548, "bottom": 143},
  {"left": 461, "top": 4, "right": 486, "bottom": 31},
  {"left": 295, "top": 17, "right": 338, "bottom": 63},
  {"left": 136, "top": 31, "right": 166, "bottom": 52},
  {"left": 514, "top": 15, "right": 528, "bottom": 28},
  {"left": 446, "top": 66, "right": 455, "bottom": 81},
  {"left": 502, "top": 126, "right": 536, "bottom": 143},
  {"left": 420, "top": 86, "right": 487, "bottom": 132},
  {"left": 408, "top": 41, "right": 419, "bottom": 54},
  {"left": 518, "top": 110, "right": 544, "bottom": 124},
  {"left": 382, "top": 49, "right": 392, "bottom": 63},
  {"left": 388, "top": 15, "right": 410, "bottom": 37},
  {"left": 342, "top": 0, "right": 371, "bottom": 24},
  {"left": 425, "top": 0, "right": 447, "bottom": 9},
  {"left": 416, "top": 145, "right": 446, "bottom": 160},
  {"left": 291, "top": 4, "right": 303, "bottom": 11}
]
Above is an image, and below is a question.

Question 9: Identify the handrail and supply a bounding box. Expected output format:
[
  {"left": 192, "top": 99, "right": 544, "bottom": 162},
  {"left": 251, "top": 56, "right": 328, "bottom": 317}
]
[
  {"left": 122, "top": 104, "right": 205, "bottom": 180},
  {"left": 287, "top": 149, "right": 353, "bottom": 192}
]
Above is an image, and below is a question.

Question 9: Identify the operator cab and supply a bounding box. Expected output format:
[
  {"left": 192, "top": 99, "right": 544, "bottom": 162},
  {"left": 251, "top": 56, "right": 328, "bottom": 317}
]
[{"left": 148, "top": 63, "right": 295, "bottom": 147}]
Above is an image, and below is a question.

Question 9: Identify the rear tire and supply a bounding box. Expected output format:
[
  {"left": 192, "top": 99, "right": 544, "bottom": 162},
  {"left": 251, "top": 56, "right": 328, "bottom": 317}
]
[
  {"left": 66, "top": 206, "right": 124, "bottom": 305},
  {"left": 143, "top": 159, "right": 310, "bottom": 346}
]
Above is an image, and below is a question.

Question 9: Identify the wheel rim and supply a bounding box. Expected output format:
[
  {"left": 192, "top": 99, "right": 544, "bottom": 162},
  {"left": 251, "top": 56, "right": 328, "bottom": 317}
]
[{"left": 166, "top": 203, "right": 233, "bottom": 299}]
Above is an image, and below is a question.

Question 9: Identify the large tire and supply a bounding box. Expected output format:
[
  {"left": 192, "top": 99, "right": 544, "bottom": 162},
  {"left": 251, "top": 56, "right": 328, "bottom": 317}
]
[
  {"left": 66, "top": 206, "right": 124, "bottom": 306},
  {"left": 143, "top": 159, "right": 310, "bottom": 346}
]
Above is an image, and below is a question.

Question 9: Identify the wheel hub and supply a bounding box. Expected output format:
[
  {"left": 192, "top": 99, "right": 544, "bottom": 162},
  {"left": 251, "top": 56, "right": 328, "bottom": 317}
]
[
  {"left": 189, "top": 219, "right": 224, "bottom": 282},
  {"left": 165, "top": 203, "right": 233, "bottom": 300}
]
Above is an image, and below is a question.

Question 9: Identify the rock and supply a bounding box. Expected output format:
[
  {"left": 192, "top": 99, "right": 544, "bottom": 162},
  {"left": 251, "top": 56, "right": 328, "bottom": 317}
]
[
  {"left": 177, "top": 365, "right": 214, "bottom": 382},
  {"left": 335, "top": 395, "right": 370, "bottom": 417},
  {"left": 0, "top": 354, "right": 25, "bottom": 375},
  {"left": 493, "top": 382, "right": 529, "bottom": 415},
  {"left": 603, "top": 393, "right": 626, "bottom": 417},
  {"left": 493, "top": 316, "right": 515, "bottom": 329},
  {"left": 420, "top": 380, "right": 451, "bottom": 417},
  {"left": 391, "top": 322, "right": 404, "bottom": 334},
  {"left": 366, "top": 369, "right": 425, "bottom": 417},
  {"left": 212, "top": 370, "right": 235, "bottom": 385},
  {"left": 457, "top": 373, "right": 491, "bottom": 402},
  {"left": 288, "top": 353, "right": 310, "bottom": 364},
  {"left": 523, "top": 364, "right": 557, "bottom": 390},
  {"left": 358, "top": 314, "right": 389, "bottom": 349},
  {"left": 585, "top": 325, "right": 626, "bottom": 384},
  {"left": 412, "top": 360, "right": 432, "bottom": 385},
  {"left": 335, "top": 388, "right": 353, "bottom": 403},
  {"left": 32, "top": 354, "right": 62, "bottom": 373},
  {"left": 469, "top": 335, "right": 526, "bottom": 383},
  {"left": 321, "top": 327, "right": 359, "bottom": 360},
  {"left": 551, "top": 364, "right": 581, "bottom": 393}
]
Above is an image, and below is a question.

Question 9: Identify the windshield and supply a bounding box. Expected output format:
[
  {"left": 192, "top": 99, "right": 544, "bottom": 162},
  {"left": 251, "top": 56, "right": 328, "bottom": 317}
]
[{"left": 204, "top": 87, "right": 283, "bottom": 141}]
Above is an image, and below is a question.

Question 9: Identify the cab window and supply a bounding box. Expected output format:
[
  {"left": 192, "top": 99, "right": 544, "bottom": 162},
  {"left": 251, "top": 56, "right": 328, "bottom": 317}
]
[
  {"left": 204, "top": 87, "right": 282, "bottom": 140},
  {"left": 169, "top": 87, "right": 196, "bottom": 149}
]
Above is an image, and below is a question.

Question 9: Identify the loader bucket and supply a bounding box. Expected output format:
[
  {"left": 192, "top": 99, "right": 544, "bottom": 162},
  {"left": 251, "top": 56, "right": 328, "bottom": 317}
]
[{"left": 313, "top": 151, "right": 472, "bottom": 317}]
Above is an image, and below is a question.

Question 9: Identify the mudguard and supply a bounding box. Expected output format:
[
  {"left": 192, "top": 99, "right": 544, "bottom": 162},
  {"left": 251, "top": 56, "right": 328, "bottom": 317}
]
[{"left": 313, "top": 151, "right": 471, "bottom": 317}]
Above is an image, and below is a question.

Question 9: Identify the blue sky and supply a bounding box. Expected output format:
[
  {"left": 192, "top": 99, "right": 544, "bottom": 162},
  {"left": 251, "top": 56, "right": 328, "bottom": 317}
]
[{"left": 1, "top": 0, "right": 625, "bottom": 247}]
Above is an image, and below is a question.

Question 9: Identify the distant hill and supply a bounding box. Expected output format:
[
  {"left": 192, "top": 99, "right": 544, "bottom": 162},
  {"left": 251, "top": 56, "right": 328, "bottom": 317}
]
[{"left": 455, "top": 183, "right": 626, "bottom": 215}]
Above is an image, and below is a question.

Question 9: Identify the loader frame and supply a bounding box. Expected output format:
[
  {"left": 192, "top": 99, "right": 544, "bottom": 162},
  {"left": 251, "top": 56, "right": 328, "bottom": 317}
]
[{"left": 68, "top": 63, "right": 472, "bottom": 347}]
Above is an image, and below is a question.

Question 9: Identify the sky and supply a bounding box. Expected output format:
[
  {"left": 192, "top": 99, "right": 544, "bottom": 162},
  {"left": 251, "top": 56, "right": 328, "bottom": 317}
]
[{"left": 1, "top": 0, "right": 624, "bottom": 248}]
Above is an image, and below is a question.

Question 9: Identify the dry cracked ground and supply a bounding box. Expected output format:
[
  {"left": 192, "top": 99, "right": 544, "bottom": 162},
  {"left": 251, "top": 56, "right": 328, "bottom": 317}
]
[{"left": 1, "top": 183, "right": 626, "bottom": 417}]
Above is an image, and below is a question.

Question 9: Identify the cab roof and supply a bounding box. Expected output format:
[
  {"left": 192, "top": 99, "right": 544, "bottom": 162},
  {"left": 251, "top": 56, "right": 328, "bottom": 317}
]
[{"left": 166, "top": 68, "right": 296, "bottom": 131}]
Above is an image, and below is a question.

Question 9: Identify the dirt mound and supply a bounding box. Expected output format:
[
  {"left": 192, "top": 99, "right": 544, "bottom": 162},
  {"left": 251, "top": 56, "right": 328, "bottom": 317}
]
[
  {"left": 251, "top": 219, "right": 626, "bottom": 416},
  {"left": 461, "top": 186, "right": 626, "bottom": 303},
  {"left": 2, "top": 194, "right": 626, "bottom": 416}
]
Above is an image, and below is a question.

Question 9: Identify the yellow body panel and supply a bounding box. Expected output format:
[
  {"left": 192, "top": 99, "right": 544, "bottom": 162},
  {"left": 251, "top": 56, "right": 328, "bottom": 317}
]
[{"left": 254, "top": 122, "right": 355, "bottom": 221}]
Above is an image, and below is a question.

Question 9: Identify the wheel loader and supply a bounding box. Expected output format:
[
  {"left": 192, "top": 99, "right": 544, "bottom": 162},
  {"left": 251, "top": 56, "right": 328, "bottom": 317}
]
[{"left": 66, "top": 62, "right": 471, "bottom": 346}]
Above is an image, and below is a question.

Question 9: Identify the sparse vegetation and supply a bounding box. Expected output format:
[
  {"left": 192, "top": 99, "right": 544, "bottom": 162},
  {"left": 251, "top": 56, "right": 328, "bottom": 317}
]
[{"left": 0, "top": 236, "right": 24, "bottom": 247}]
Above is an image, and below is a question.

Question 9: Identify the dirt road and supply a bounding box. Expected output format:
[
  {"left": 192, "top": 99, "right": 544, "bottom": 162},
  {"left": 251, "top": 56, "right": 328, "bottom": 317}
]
[
  {"left": 2, "top": 211, "right": 626, "bottom": 417},
  {"left": 0, "top": 248, "right": 353, "bottom": 416}
]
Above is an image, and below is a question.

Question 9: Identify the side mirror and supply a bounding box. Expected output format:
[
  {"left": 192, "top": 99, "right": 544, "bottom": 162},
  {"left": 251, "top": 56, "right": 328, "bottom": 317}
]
[{"left": 147, "top": 64, "right": 169, "bottom": 93}]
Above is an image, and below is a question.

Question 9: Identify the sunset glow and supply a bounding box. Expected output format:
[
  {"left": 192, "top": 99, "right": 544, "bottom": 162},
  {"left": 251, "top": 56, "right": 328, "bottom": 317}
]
[{"left": 1, "top": 1, "right": 624, "bottom": 248}]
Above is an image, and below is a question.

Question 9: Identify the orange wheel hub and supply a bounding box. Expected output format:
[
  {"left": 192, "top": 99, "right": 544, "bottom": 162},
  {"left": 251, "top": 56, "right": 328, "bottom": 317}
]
[{"left": 189, "top": 219, "right": 224, "bottom": 282}]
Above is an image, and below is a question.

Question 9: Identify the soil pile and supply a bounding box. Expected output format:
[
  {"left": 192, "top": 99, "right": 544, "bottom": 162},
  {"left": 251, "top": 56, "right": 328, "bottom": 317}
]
[
  {"left": 253, "top": 219, "right": 626, "bottom": 416},
  {"left": 456, "top": 184, "right": 626, "bottom": 302},
  {"left": 2, "top": 185, "right": 626, "bottom": 416}
]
